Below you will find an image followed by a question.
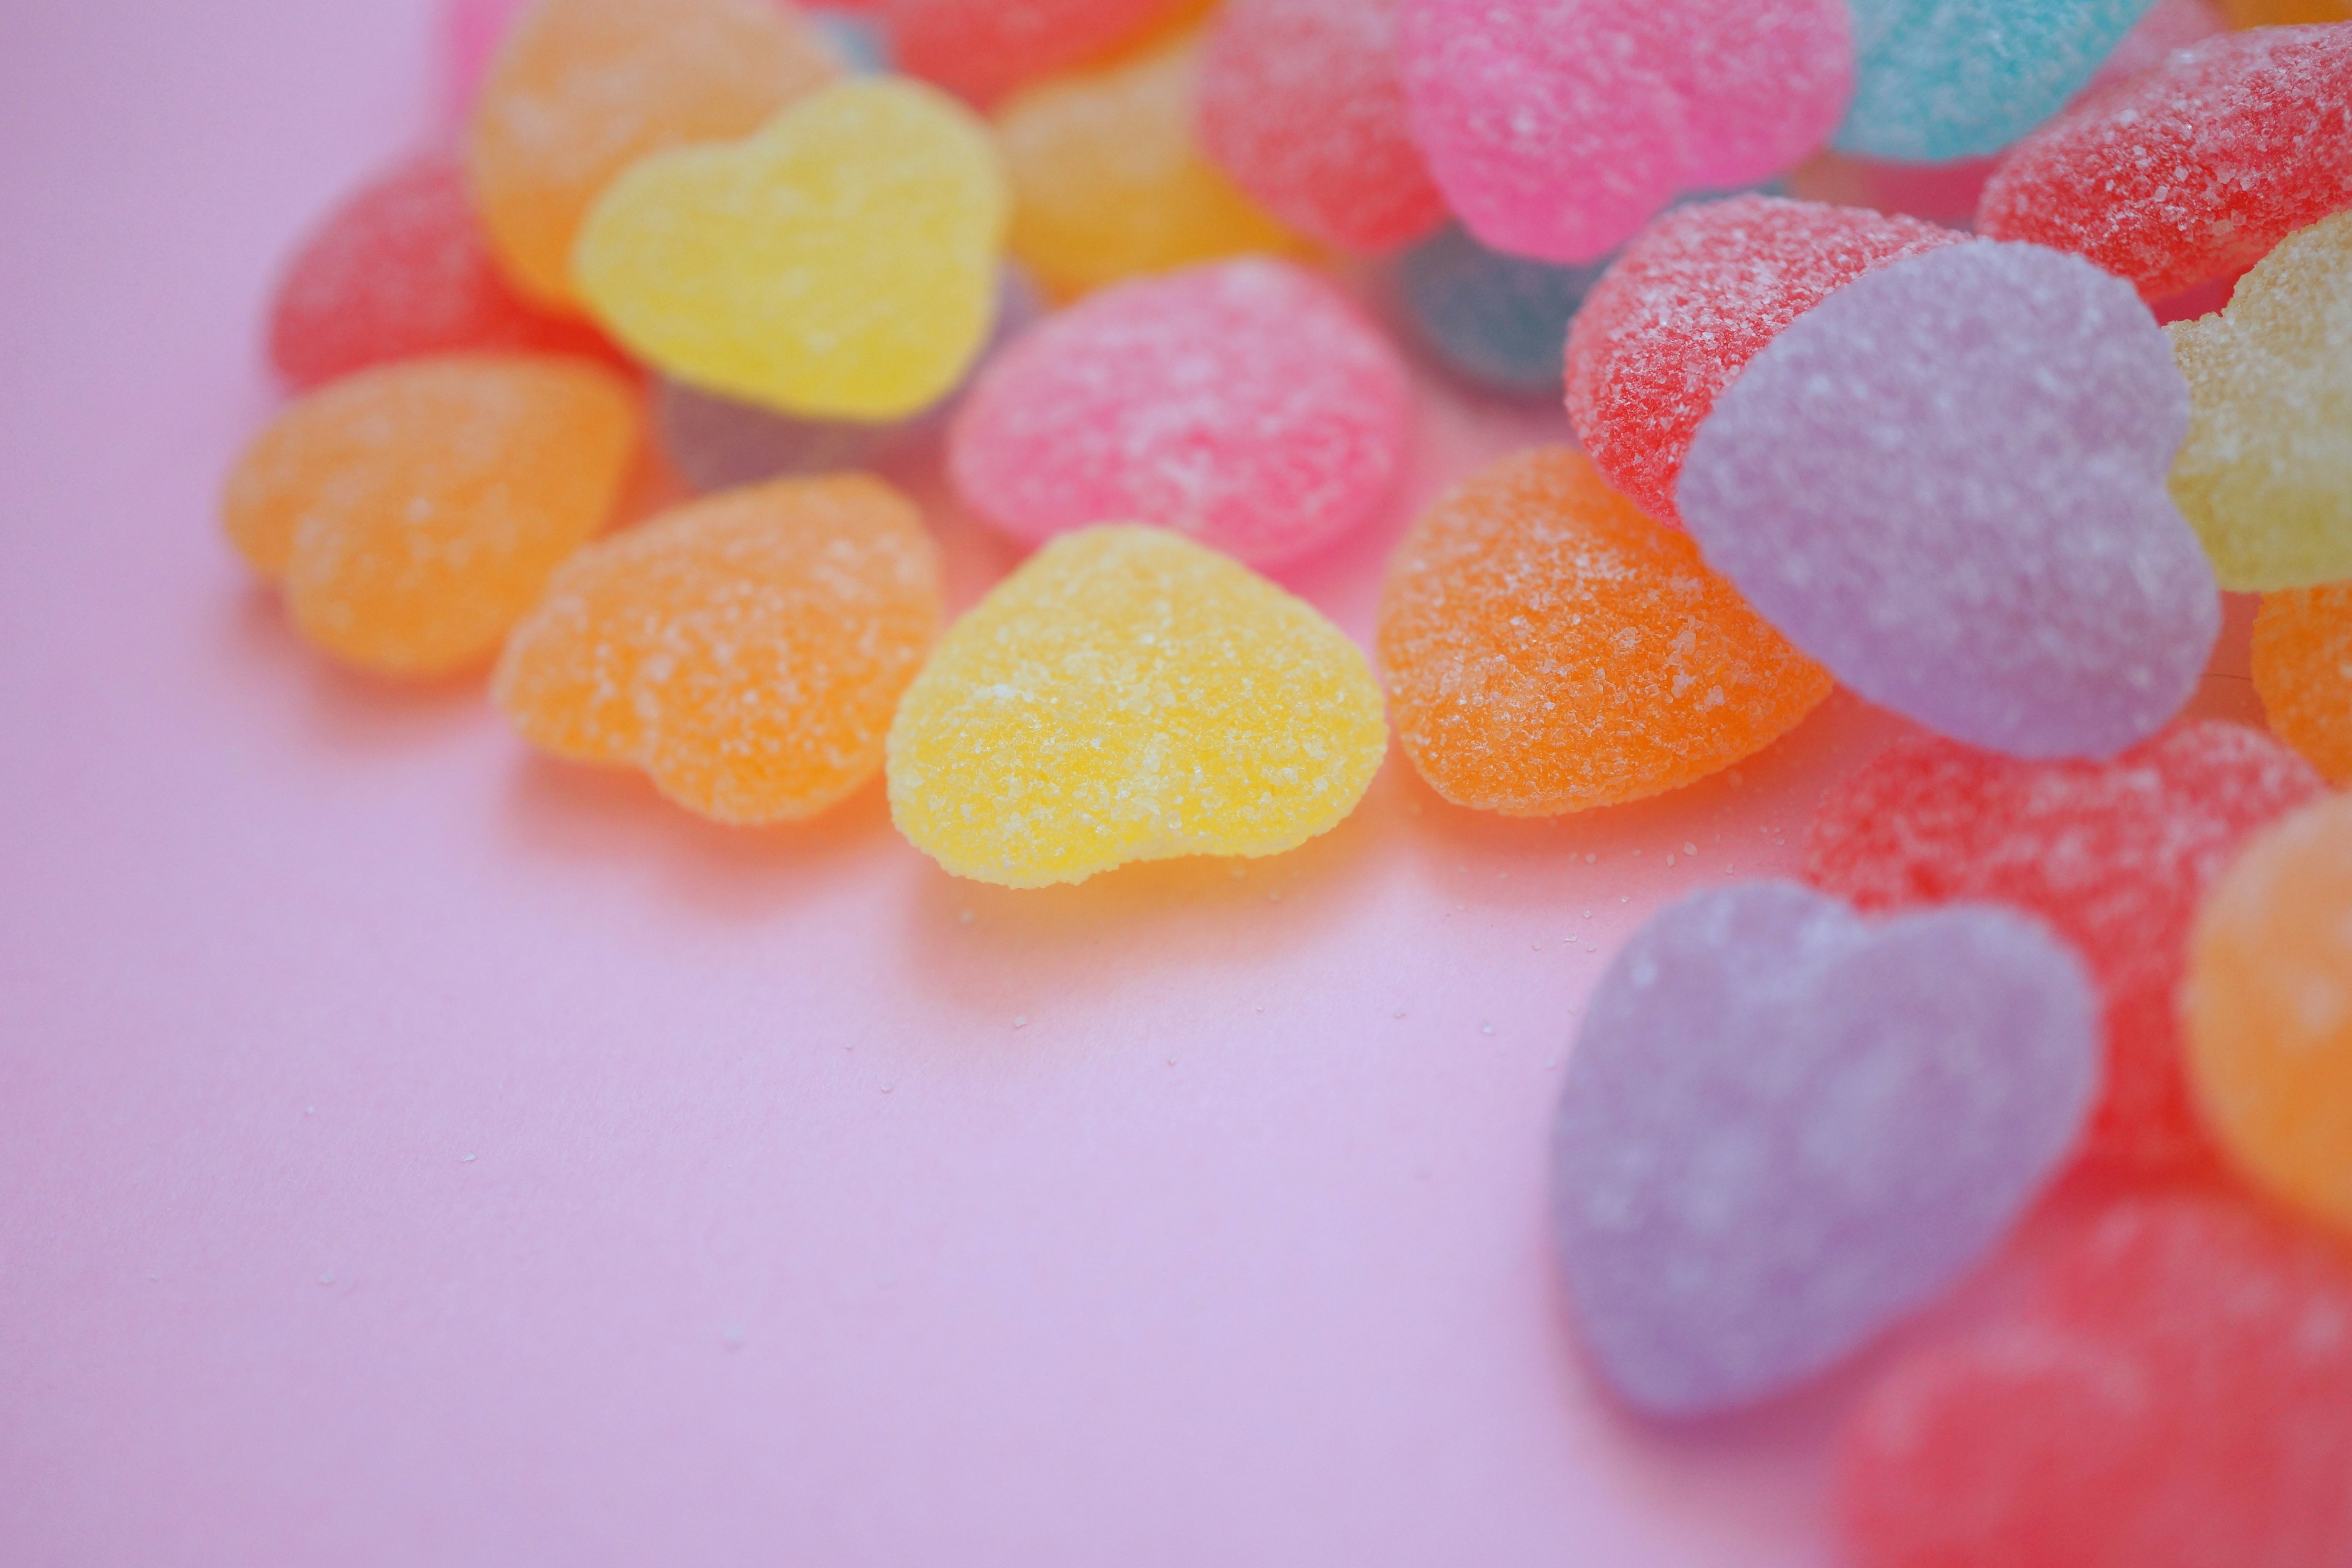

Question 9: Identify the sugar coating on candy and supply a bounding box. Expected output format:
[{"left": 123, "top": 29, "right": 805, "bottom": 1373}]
[
  {"left": 1565, "top": 196, "right": 1961, "bottom": 527},
  {"left": 2254, "top": 586, "right": 2352, "bottom": 785},
  {"left": 1396, "top": 0, "right": 1854, "bottom": 265},
  {"left": 950, "top": 260, "right": 1409, "bottom": 568},
  {"left": 1977, "top": 27, "right": 2352, "bottom": 302},
  {"left": 1555, "top": 881, "right": 2099, "bottom": 1417},
  {"left": 886, "top": 526, "right": 1387, "bottom": 888},
  {"left": 494, "top": 475, "right": 941, "bottom": 823},
  {"left": 576, "top": 78, "right": 1009, "bottom": 422},
  {"left": 883, "top": 0, "right": 1191, "bottom": 107},
  {"left": 1196, "top": 0, "right": 1444, "bottom": 254},
  {"left": 1838, "top": 1196, "right": 2352, "bottom": 1567},
  {"left": 2186, "top": 796, "right": 2352, "bottom": 1242},
  {"left": 267, "top": 149, "right": 615, "bottom": 390},
  {"left": 654, "top": 266, "right": 1042, "bottom": 493},
  {"left": 1378, "top": 448, "right": 1831, "bottom": 816},
  {"left": 1806, "top": 722, "right": 2324, "bottom": 1173},
  {"left": 995, "top": 37, "right": 1303, "bottom": 301},
  {"left": 467, "top": 0, "right": 837, "bottom": 311},
  {"left": 2002, "top": 24, "right": 2352, "bottom": 296},
  {"left": 2165, "top": 209, "right": 2352, "bottom": 592},
  {"left": 1678, "top": 241, "right": 2219, "bottom": 760},
  {"left": 222, "top": 354, "right": 640, "bottom": 676},
  {"left": 1837, "top": 0, "right": 2159, "bottom": 164},
  {"left": 1396, "top": 225, "right": 1610, "bottom": 395}
]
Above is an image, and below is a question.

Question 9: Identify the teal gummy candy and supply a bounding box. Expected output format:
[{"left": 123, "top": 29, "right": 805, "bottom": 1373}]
[
  {"left": 1396, "top": 225, "right": 1609, "bottom": 396},
  {"left": 1837, "top": 0, "right": 2160, "bottom": 164}
]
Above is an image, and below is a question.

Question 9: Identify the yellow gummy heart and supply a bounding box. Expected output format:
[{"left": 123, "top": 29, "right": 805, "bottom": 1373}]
[
  {"left": 886, "top": 526, "right": 1388, "bottom": 888},
  {"left": 575, "top": 78, "right": 1011, "bottom": 420},
  {"left": 2166, "top": 209, "right": 2352, "bottom": 592}
]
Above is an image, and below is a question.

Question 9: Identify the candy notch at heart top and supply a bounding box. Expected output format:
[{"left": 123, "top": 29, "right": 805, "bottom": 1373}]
[
  {"left": 1396, "top": 0, "right": 1855, "bottom": 265},
  {"left": 1555, "top": 880, "right": 2100, "bottom": 1417},
  {"left": 886, "top": 526, "right": 1388, "bottom": 888},
  {"left": 1676, "top": 239, "right": 2218, "bottom": 760},
  {"left": 575, "top": 78, "right": 1011, "bottom": 421}
]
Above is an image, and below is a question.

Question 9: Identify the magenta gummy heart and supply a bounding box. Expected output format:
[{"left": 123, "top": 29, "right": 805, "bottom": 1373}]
[
  {"left": 1396, "top": 0, "right": 1855, "bottom": 263},
  {"left": 1676, "top": 241, "right": 2219, "bottom": 759},
  {"left": 1553, "top": 881, "right": 2099, "bottom": 1417}
]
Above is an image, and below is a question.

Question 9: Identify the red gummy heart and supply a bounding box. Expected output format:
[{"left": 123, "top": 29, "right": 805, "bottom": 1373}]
[
  {"left": 1978, "top": 24, "right": 2352, "bottom": 302},
  {"left": 1563, "top": 195, "right": 1958, "bottom": 527},
  {"left": 1804, "top": 720, "right": 2323, "bottom": 1174},
  {"left": 1837, "top": 1194, "right": 2352, "bottom": 1568},
  {"left": 268, "top": 149, "right": 620, "bottom": 391}
]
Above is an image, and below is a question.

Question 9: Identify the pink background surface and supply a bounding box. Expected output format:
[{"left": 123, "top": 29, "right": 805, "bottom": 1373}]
[{"left": 0, "top": 5, "right": 2265, "bottom": 1564}]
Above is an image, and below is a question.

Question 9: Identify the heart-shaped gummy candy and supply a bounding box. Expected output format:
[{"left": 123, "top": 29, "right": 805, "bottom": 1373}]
[
  {"left": 1553, "top": 881, "right": 2099, "bottom": 1416},
  {"left": 1838, "top": 1196, "right": 2352, "bottom": 1566},
  {"left": 1678, "top": 240, "right": 2220, "bottom": 760},
  {"left": 886, "top": 526, "right": 1387, "bottom": 887},
  {"left": 575, "top": 78, "right": 1009, "bottom": 420},
  {"left": 1396, "top": 0, "right": 1855, "bottom": 265}
]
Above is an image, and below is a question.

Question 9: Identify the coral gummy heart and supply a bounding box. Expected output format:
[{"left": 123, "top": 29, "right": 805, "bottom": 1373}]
[
  {"left": 1838, "top": 1196, "right": 2352, "bottom": 1567},
  {"left": 1196, "top": 0, "right": 1445, "bottom": 254},
  {"left": 467, "top": 0, "right": 837, "bottom": 311},
  {"left": 1378, "top": 448, "right": 1831, "bottom": 816},
  {"left": 1396, "top": 0, "right": 1854, "bottom": 265},
  {"left": 1977, "top": 26, "right": 2352, "bottom": 302},
  {"left": 949, "top": 259, "right": 1411, "bottom": 568},
  {"left": 267, "top": 149, "right": 615, "bottom": 390},
  {"left": 883, "top": 0, "right": 1194, "bottom": 107},
  {"left": 995, "top": 37, "right": 1303, "bottom": 301},
  {"left": 1554, "top": 881, "right": 2099, "bottom": 1417},
  {"left": 2187, "top": 795, "right": 2352, "bottom": 1242},
  {"left": 494, "top": 475, "right": 941, "bottom": 823},
  {"left": 1676, "top": 241, "right": 2218, "bottom": 759},
  {"left": 223, "top": 355, "right": 640, "bottom": 677},
  {"left": 2254, "top": 584, "right": 2352, "bottom": 785},
  {"left": 1836, "top": 0, "right": 2159, "bottom": 164},
  {"left": 886, "top": 527, "right": 1387, "bottom": 888},
  {"left": 1564, "top": 195, "right": 1961, "bottom": 528},
  {"left": 2165, "top": 210, "right": 2352, "bottom": 593},
  {"left": 576, "top": 78, "right": 1010, "bottom": 422},
  {"left": 1805, "top": 722, "right": 2324, "bottom": 1173}
]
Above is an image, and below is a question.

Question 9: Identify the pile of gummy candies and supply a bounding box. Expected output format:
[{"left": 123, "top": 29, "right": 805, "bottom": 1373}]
[{"left": 224, "top": 0, "right": 2352, "bottom": 1557}]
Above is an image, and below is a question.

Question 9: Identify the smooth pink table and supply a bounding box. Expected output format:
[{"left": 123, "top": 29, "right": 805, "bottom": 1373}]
[{"left": 0, "top": 6, "right": 2265, "bottom": 1563}]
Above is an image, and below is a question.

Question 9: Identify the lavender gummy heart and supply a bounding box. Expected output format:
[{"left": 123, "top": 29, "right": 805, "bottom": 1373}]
[
  {"left": 1553, "top": 880, "right": 2098, "bottom": 1417},
  {"left": 1676, "top": 240, "right": 2218, "bottom": 760}
]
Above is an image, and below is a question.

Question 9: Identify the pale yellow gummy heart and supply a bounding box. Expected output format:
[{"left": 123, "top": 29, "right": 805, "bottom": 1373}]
[
  {"left": 887, "top": 526, "right": 1389, "bottom": 888},
  {"left": 2167, "top": 209, "right": 2352, "bottom": 592},
  {"left": 575, "top": 78, "right": 1010, "bottom": 420}
]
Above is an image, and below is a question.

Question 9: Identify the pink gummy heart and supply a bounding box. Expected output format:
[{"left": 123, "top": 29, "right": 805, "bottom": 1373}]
[{"left": 1396, "top": 0, "right": 1855, "bottom": 263}]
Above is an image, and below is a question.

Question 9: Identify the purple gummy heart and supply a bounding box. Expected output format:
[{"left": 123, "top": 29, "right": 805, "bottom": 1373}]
[
  {"left": 1675, "top": 240, "right": 2219, "bottom": 760},
  {"left": 1552, "top": 880, "right": 2098, "bottom": 1417}
]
